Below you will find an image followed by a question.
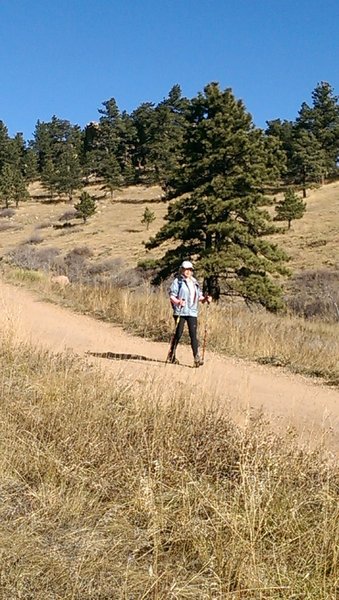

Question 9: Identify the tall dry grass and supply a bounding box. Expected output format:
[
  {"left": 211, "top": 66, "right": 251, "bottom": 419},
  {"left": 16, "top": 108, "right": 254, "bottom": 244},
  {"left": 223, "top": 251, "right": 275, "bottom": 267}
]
[
  {"left": 0, "top": 329, "right": 338, "bottom": 599},
  {"left": 5, "top": 267, "right": 338, "bottom": 384}
]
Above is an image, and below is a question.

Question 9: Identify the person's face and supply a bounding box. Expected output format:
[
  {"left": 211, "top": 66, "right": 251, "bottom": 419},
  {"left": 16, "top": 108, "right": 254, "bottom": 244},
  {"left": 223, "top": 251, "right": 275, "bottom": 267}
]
[{"left": 183, "top": 268, "right": 193, "bottom": 278}]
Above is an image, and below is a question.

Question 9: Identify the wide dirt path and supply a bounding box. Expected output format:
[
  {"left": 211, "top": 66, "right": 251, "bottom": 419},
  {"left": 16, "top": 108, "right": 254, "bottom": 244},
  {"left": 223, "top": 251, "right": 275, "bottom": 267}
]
[{"left": 1, "top": 281, "right": 338, "bottom": 454}]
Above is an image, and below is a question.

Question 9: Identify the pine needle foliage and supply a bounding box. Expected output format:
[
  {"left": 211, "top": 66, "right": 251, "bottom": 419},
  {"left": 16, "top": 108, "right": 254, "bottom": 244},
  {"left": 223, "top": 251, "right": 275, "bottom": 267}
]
[
  {"left": 74, "top": 191, "right": 96, "bottom": 223},
  {"left": 141, "top": 206, "right": 156, "bottom": 230},
  {"left": 147, "top": 83, "right": 288, "bottom": 311},
  {"left": 275, "top": 188, "right": 306, "bottom": 229}
]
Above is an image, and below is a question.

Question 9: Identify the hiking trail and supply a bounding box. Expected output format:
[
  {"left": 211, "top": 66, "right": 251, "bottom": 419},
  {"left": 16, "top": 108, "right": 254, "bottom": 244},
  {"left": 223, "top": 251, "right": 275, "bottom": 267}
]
[{"left": 1, "top": 280, "right": 338, "bottom": 455}]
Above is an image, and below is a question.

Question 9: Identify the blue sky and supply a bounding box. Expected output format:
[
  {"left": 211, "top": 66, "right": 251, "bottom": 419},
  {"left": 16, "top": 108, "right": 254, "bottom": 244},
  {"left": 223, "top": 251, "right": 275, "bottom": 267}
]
[{"left": 1, "top": 0, "right": 338, "bottom": 140}]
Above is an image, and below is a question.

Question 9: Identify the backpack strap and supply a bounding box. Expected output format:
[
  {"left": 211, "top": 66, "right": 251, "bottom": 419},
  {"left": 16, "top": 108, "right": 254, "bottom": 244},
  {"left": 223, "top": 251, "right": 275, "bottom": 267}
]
[{"left": 177, "top": 276, "right": 184, "bottom": 299}]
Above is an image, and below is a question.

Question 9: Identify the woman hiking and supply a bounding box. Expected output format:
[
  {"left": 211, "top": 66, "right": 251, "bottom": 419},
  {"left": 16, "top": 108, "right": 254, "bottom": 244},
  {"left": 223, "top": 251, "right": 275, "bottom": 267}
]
[{"left": 167, "top": 260, "right": 212, "bottom": 367}]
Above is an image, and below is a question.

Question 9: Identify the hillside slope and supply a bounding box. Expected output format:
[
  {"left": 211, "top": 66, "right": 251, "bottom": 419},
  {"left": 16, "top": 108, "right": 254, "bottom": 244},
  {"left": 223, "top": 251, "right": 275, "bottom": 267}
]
[{"left": 0, "top": 181, "right": 338, "bottom": 275}]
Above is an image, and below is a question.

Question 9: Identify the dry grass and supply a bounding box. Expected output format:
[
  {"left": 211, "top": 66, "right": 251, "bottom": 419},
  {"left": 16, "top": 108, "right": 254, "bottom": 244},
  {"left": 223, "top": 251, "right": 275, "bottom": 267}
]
[
  {"left": 0, "top": 182, "right": 166, "bottom": 267},
  {"left": 270, "top": 182, "right": 339, "bottom": 272},
  {"left": 1, "top": 182, "right": 338, "bottom": 598},
  {"left": 1, "top": 181, "right": 338, "bottom": 277},
  {"left": 1, "top": 181, "right": 339, "bottom": 380},
  {"left": 4, "top": 268, "right": 339, "bottom": 384},
  {"left": 0, "top": 328, "right": 338, "bottom": 599}
]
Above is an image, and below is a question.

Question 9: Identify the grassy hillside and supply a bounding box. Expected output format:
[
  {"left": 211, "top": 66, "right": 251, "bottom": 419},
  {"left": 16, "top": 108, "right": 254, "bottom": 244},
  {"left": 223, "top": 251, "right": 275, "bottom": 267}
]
[
  {"left": 0, "top": 182, "right": 166, "bottom": 266},
  {"left": 271, "top": 182, "right": 339, "bottom": 272},
  {"left": 0, "top": 180, "right": 338, "bottom": 275}
]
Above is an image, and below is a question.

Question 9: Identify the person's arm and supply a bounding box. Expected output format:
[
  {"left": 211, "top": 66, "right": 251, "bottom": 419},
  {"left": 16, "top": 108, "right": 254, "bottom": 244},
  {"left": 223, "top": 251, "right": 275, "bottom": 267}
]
[{"left": 169, "top": 279, "right": 185, "bottom": 306}]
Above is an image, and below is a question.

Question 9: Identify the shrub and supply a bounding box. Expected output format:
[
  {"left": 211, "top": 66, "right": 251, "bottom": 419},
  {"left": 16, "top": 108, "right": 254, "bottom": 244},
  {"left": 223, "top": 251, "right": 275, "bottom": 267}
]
[
  {"left": 62, "top": 246, "right": 94, "bottom": 282},
  {"left": 287, "top": 269, "right": 339, "bottom": 322},
  {"left": 58, "top": 209, "right": 78, "bottom": 222},
  {"left": 65, "top": 246, "right": 93, "bottom": 258},
  {"left": 26, "top": 232, "right": 44, "bottom": 245},
  {"left": 35, "top": 221, "right": 51, "bottom": 230},
  {"left": 0, "top": 208, "right": 15, "bottom": 218},
  {"left": 0, "top": 222, "right": 18, "bottom": 232},
  {"left": 5, "top": 245, "right": 61, "bottom": 271},
  {"left": 87, "top": 257, "right": 125, "bottom": 276},
  {"left": 137, "top": 258, "right": 158, "bottom": 271},
  {"left": 111, "top": 267, "right": 146, "bottom": 289}
]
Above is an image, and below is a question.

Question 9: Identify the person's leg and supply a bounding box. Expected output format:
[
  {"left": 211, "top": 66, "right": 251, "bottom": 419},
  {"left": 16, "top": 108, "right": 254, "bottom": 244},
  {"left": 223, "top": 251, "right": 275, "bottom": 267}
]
[
  {"left": 168, "top": 316, "right": 185, "bottom": 362},
  {"left": 186, "top": 317, "right": 201, "bottom": 364}
]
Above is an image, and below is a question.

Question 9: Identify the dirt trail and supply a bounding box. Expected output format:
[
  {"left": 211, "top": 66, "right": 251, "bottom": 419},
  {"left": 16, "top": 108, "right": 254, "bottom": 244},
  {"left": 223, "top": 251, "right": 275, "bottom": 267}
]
[{"left": 1, "top": 280, "right": 338, "bottom": 454}]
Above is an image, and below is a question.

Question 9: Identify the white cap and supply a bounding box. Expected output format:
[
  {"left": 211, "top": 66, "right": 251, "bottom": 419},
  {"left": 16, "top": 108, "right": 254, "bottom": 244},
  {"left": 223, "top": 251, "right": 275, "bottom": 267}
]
[{"left": 181, "top": 260, "right": 194, "bottom": 270}]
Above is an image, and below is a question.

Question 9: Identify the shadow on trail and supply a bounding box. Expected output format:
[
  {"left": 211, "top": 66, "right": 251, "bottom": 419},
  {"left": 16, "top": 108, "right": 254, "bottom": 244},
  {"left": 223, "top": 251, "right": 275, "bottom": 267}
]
[{"left": 86, "top": 351, "right": 193, "bottom": 368}]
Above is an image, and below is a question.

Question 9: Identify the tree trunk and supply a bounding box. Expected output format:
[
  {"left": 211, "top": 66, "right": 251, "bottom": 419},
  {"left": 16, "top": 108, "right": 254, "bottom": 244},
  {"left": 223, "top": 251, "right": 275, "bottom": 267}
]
[{"left": 302, "top": 171, "right": 307, "bottom": 198}]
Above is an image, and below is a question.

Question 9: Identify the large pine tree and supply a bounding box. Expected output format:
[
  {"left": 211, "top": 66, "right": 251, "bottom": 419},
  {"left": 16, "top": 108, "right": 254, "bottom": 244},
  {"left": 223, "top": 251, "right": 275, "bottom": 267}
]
[
  {"left": 147, "top": 83, "right": 288, "bottom": 311},
  {"left": 296, "top": 82, "right": 339, "bottom": 179},
  {"left": 266, "top": 118, "right": 327, "bottom": 196},
  {"left": 0, "top": 121, "right": 10, "bottom": 172},
  {"left": 33, "top": 116, "right": 83, "bottom": 198},
  {"left": 148, "top": 85, "right": 189, "bottom": 186}
]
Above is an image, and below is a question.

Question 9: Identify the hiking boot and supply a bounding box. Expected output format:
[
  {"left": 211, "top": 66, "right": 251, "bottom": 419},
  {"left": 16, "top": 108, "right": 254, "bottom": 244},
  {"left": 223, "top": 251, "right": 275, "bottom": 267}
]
[
  {"left": 194, "top": 354, "right": 204, "bottom": 367},
  {"left": 167, "top": 353, "right": 179, "bottom": 365}
]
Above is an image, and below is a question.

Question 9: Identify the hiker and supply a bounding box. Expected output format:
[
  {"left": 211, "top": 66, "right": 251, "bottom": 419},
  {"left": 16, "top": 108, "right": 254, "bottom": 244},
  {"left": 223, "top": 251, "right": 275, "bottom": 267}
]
[{"left": 167, "top": 260, "right": 212, "bottom": 367}]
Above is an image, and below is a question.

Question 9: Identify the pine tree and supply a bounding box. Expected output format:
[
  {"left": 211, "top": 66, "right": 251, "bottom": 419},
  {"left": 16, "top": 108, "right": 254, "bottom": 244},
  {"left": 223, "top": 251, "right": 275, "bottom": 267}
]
[
  {"left": 88, "top": 98, "right": 130, "bottom": 189},
  {"left": 0, "top": 164, "right": 16, "bottom": 208},
  {"left": 141, "top": 206, "right": 156, "bottom": 230},
  {"left": 0, "top": 121, "right": 10, "bottom": 172},
  {"left": 131, "top": 102, "right": 156, "bottom": 183},
  {"left": 41, "top": 158, "right": 58, "bottom": 199},
  {"left": 274, "top": 188, "right": 306, "bottom": 229},
  {"left": 149, "top": 85, "right": 189, "bottom": 186},
  {"left": 120, "top": 112, "right": 138, "bottom": 184},
  {"left": 7, "top": 133, "right": 26, "bottom": 174},
  {"left": 54, "top": 144, "right": 83, "bottom": 201},
  {"left": 265, "top": 119, "right": 294, "bottom": 183},
  {"left": 33, "top": 117, "right": 84, "bottom": 189},
  {"left": 23, "top": 146, "right": 38, "bottom": 182},
  {"left": 266, "top": 117, "right": 327, "bottom": 195},
  {"left": 146, "top": 83, "right": 288, "bottom": 311},
  {"left": 289, "top": 128, "right": 326, "bottom": 197},
  {"left": 0, "top": 164, "right": 29, "bottom": 208},
  {"left": 297, "top": 82, "right": 339, "bottom": 179},
  {"left": 100, "top": 154, "right": 123, "bottom": 200},
  {"left": 13, "top": 170, "right": 30, "bottom": 207},
  {"left": 74, "top": 191, "right": 96, "bottom": 223}
]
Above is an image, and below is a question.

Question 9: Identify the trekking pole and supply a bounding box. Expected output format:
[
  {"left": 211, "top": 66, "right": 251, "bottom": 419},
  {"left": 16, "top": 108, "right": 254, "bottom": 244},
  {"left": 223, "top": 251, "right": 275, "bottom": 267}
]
[
  {"left": 201, "top": 301, "right": 210, "bottom": 364},
  {"left": 165, "top": 304, "right": 182, "bottom": 364},
  {"left": 166, "top": 320, "right": 177, "bottom": 364}
]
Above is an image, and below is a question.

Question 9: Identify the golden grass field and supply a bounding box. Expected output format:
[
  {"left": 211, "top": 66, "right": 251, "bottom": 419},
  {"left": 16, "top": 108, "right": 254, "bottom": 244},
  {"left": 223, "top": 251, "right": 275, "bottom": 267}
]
[
  {"left": 0, "top": 182, "right": 167, "bottom": 265},
  {"left": 0, "top": 180, "right": 338, "bottom": 273},
  {"left": 270, "top": 182, "right": 339, "bottom": 272}
]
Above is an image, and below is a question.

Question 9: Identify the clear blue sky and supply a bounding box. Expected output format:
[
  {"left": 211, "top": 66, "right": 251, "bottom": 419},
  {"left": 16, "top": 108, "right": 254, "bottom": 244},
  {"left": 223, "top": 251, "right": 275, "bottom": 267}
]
[{"left": 1, "top": 0, "right": 338, "bottom": 141}]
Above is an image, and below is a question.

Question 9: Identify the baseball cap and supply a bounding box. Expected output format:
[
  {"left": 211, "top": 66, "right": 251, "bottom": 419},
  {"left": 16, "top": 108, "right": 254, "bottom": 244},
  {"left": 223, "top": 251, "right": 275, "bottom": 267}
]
[{"left": 181, "top": 260, "right": 194, "bottom": 270}]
